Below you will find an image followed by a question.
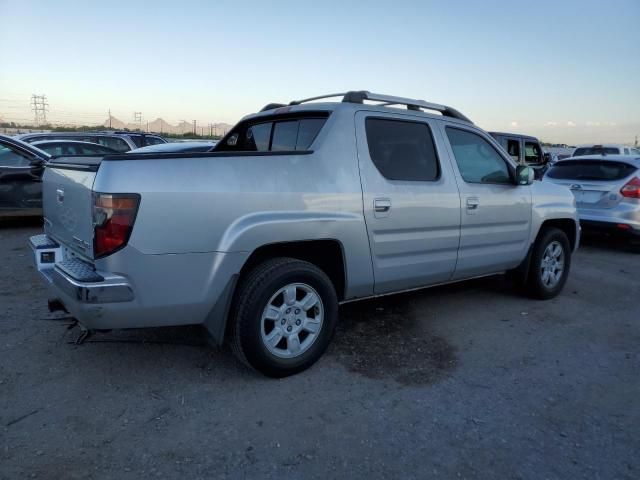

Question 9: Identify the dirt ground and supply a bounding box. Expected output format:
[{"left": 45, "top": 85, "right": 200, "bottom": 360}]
[{"left": 1, "top": 219, "right": 638, "bottom": 479}]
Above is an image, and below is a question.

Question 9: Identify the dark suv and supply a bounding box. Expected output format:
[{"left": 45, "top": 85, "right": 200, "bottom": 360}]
[{"left": 489, "top": 132, "right": 548, "bottom": 178}]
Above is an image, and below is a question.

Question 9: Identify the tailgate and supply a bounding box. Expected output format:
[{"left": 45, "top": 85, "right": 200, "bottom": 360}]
[{"left": 42, "top": 157, "right": 101, "bottom": 260}]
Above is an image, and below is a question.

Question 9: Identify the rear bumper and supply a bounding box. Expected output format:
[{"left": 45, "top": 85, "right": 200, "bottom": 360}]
[
  {"left": 29, "top": 234, "right": 134, "bottom": 304},
  {"left": 29, "top": 234, "right": 246, "bottom": 337},
  {"left": 580, "top": 220, "right": 640, "bottom": 238}
]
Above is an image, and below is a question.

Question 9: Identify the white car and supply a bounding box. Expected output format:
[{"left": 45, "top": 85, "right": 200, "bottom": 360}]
[{"left": 573, "top": 144, "right": 640, "bottom": 157}]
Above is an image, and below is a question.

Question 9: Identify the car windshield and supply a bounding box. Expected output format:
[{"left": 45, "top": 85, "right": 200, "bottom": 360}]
[
  {"left": 573, "top": 147, "right": 619, "bottom": 156},
  {"left": 546, "top": 160, "right": 637, "bottom": 181}
]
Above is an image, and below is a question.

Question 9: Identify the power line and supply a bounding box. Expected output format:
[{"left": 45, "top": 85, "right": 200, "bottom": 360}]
[{"left": 30, "top": 94, "right": 49, "bottom": 125}]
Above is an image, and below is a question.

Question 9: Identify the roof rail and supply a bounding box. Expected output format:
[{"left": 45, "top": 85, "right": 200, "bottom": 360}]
[
  {"left": 342, "top": 91, "right": 472, "bottom": 123},
  {"left": 284, "top": 91, "right": 471, "bottom": 123}
]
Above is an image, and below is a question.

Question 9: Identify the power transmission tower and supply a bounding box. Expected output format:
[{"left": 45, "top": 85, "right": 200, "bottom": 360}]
[
  {"left": 192, "top": 120, "right": 196, "bottom": 135},
  {"left": 108, "top": 109, "right": 113, "bottom": 129},
  {"left": 133, "top": 112, "right": 142, "bottom": 130},
  {"left": 30, "top": 94, "right": 49, "bottom": 126},
  {"left": 208, "top": 123, "right": 213, "bottom": 136}
]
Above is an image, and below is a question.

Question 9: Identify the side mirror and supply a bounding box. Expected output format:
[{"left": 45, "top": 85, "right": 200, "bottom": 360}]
[
  {"left": 29, "top": 158, "right": 45, "bottom": 173},
  {"left": 515, "top": 165, "right": 534, "bottom": 185}
]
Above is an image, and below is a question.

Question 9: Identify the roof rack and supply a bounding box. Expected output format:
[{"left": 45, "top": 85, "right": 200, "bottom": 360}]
[{"left": 282, "top": 91, "right": 472, "bottom": 123}]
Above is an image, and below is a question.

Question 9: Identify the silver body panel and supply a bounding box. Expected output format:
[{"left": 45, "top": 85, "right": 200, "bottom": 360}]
[{"left": 33, "top": 100, "right": 580, "bottom": 340}]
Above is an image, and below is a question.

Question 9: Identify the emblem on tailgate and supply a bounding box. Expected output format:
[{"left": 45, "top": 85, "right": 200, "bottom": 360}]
[
  {"left": 570, "top": 184, "right": 582, "bottom": 190},
  {"left": 56, "top": 188, "right": 65, "bottom": 203}
]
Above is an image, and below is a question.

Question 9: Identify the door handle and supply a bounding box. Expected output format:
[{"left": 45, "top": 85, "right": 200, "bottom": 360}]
[
  {"left": 466, "top": 197, "right": 479, "bottom": 210},
  {"left": 374, "top": 198, "right": 391, "bottom": 213}
]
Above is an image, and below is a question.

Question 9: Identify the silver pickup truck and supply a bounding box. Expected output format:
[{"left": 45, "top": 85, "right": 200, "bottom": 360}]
[{"left": 30, "top": 91, "right": 580, "bottom": 377}]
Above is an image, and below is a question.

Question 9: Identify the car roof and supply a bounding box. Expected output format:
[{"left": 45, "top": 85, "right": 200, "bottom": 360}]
[
  {"left": 31, "top": 139, "right": 113, "bottom": 146},
  {"left": 574, "top": 144, "right": 629, "bottom": 148},
  {"left": 556, "top": 155, "right": 640, "bottom": 167}
]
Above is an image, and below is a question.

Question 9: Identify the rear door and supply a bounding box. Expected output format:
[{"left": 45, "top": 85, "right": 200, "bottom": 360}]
[
  {"left": 355, "top": 111, "right": 461, "bottom": 294},
  {"left": 440, "top": 124, "right": 532, "bottom": 279},
  {"left": 545, "top": 159, "right": 638, "bottom": 210}
]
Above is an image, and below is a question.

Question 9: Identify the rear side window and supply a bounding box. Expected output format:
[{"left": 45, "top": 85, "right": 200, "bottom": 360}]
[
  {"left": 365, "top": 118, "right": 439, "bottom": 181},
  {"left": 144, "top": 136, "right": 165, "bottom": 146},
  {"left": 216, "top": 114, "right": 328, "bottom": 152},
  {"left": 524, "top": 141, "right": 542, "bottom": 164},
  {"left": 129, "top": 136, "right": 144, "bottom": 148},
  {"left": 546, "top": 160, "right": 637, "bottom": 181},
  {"left": 574, "top": 147, "right": 619, "bottom": 156},
  {"left": 95, "top": 136, "right": 130, "bottom": 152}
]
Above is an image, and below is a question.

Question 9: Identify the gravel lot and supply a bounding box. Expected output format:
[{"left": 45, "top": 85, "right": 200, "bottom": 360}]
[{"left": 1, "top": 220, "right": 638, "bottom": 479}]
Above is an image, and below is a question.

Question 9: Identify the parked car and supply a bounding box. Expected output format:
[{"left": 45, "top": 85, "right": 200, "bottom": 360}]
[
  {"left": 489, "top": 132, "right": 548, "bottom": 178},
  {"left": 0, "top": 134, "right": 50, "bottom": 218},
  {"left": 29, "top": 91, "right": 580, "bottom": 377},
  {"left": 543, "top": 155, "right": 640, "bottom": 245},
  {"left": 31, "top": 140, "right": 118, "bottom": 156},
  {"left": 129, "top": 141, "right": 215, "bottom": 154},
  {"left": 573, "top": 144, "right": 640, "bottom": 157},
  {"left": 14, "top": 131, "right": 167, "bottom": 153}
]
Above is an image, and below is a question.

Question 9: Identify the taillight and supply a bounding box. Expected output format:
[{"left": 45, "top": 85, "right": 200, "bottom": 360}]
[
  {"left": 93, "top": 193, "right": 140, "bottom": 258},
  {"left": 620, "top": 177, "right": 640, "bottom": 199}
]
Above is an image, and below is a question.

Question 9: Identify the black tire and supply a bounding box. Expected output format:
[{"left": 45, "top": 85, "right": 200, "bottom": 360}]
[
  {"left": 525, "top": 227, "right": 571, "bottom": 300},
  {"left": 229, "top": 257, "right": 339, "bottom": 377}
]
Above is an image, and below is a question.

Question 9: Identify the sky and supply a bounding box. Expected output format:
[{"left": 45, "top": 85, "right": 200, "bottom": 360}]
[{"left": 0, "top": 0, "right": 638, "bottom": 144}]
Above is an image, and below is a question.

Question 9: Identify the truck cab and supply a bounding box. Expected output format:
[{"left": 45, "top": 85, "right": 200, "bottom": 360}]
[{"left": 489, "top": 132, "right": 548, "bottom": 178}]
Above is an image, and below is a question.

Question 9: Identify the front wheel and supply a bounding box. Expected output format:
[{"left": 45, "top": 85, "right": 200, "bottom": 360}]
[
  {"left": 526, "top": 227, "right": 572, "bottom": 299},
  {"left": 229, "top": 258, "right": 338, "bottom": 377}
]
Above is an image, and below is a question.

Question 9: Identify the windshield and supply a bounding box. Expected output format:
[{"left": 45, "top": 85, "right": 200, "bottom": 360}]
[{"left": 546, "top": 160, "right": 637, "bottom": 181}]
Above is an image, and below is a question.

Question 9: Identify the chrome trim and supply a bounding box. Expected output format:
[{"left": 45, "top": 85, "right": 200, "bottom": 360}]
[{"left": 51, "top": 268, "right": 134, "bottom": 304}]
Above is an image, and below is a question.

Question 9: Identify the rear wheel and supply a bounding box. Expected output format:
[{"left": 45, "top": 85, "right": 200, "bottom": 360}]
[
  {"left": 229, "top": 258, "right": 338, "bottom": 377},
  {"left": 525, "top": 227, "right": 571, "bottom": 299}
]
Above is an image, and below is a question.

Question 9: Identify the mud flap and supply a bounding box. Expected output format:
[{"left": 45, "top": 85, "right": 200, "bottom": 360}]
[{"left": 203, "top": 274, "right": 238, "bottom": 345}]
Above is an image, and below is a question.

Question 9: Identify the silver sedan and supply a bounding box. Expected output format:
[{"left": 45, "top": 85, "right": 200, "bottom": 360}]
[{"left": 543, "top": 155, "right": 640, "bottom": 245}]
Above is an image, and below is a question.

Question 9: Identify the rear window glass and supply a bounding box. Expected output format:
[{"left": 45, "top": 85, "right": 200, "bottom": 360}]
[
  {"left": 365, "top": 118, "right": 440, "bottom": 181},
  {"left": 144, "top": 136, "right": 165, "bottom": 146},
  {"left": 546, "top": 160, "right": 637, "bottom": 181},
  {"left": 216, "top": 114, "right": 328, "bottom": 152},
  {"left": 573, "top": 147, "right": 619, "bottom": 156}
]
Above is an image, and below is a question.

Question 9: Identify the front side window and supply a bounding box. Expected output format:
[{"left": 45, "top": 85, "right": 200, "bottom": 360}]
[
  {"left": 0, "top": 144, "right": 31, "bottom": 167},
  {"left": 446, "top": 128, "right": 511, "bottom": 184},
  {"left": 365, "top": 118, "right": 440, "bottom": 181},
  {"left": 524, "top": 142, "right": 543, "bottom": 164}
]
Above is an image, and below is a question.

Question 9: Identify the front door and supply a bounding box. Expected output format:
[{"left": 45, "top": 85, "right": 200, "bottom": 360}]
[
  {"left": 0, "top": 141, "right": 43, "bottom": 215},
  {"left": 439, "top": 125, "right": 532, "bottom": 279},
  {"left": 355, "top": 112, "right": 461, "bottom": 294}
]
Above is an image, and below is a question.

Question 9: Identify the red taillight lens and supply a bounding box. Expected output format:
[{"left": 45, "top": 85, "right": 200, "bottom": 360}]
[
  {"left": 93, "top": 193, "right": 140, "bottom": 258},
  {"left": 620, "top": 177, "right": 640, "bottom": 199}
]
